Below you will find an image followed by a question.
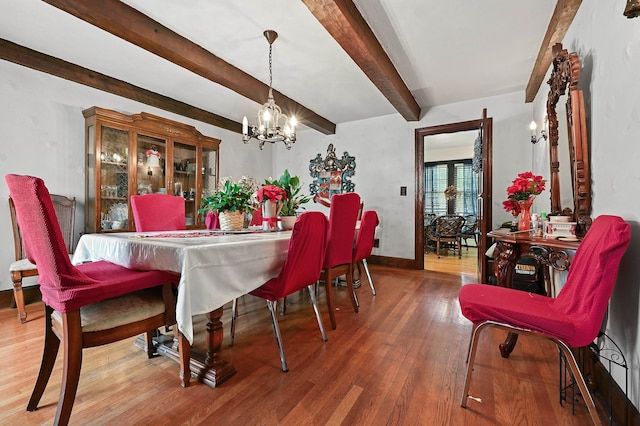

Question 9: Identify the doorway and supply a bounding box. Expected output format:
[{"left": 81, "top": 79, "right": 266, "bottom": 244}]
[{"left": 414, "top": 110, "right": 493, "bottom": 283}]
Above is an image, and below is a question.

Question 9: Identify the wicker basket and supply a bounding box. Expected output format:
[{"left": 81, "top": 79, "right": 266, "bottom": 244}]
[{"left": 218, "top": 210, "right": 244, "bottom": 231}]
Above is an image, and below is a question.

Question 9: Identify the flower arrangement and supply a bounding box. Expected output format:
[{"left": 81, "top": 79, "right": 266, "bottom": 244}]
[
  {"left": 264, "top": 169, "right": 312, "bottom": 216},
  {"left": 256, "top": 184, "right": 287, "bottom": 203},
  {"left": 502, "top": 171, "right": 546, "bottom": 215},
  {"left": 198, "top": 179, "right": 254, "bottom": 214}
]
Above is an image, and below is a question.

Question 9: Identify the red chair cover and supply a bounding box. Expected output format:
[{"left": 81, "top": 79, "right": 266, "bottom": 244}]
[
  {"left": 459, "top": 215, "right": 630, "bottom": 347},
  {"left": 131, "top": 193, "right": 186, "bottom": 232},
  {"left": 5, "top": 174, "right": 177, "bottom": 312},
  {"left": 250, "top": 211, "right": 328, "bottom": 301},
  {"left": 353, "top": 210, "right": 379, "bottom": 264},
  {"left": 249, "top": 208, "right": 263, "bottom": 226},
  {"left": 323, "top": 192, "right": 361, "bottom": 269}
]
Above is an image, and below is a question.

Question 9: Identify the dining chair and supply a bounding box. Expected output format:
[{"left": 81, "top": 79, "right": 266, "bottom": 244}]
[
  {"left": 458, "top": 215, "right": 630, "bottom": 426},
  {"left": 320, "top": 192, "right": 361, "bottom": 330},
  {"left": 229, "top": 211, "right": 328, "bottom": 372},
  {"left": 352, "top": 210, "right": 379, "bottom": 296},
  {"left": 9, "top": 194, "right": 76, "bottom": 324},
  {"left": 5, "top": 174, "right": 178, "bottom": 426},
  {"left": 131, "top": 193, "right": 186, "bottom": 232},
  {"left": 459, "top": 215, "right": 478, "bottom": 249},
  {"left": 427, "top": 214, "right": 466, "bottom": 258}
]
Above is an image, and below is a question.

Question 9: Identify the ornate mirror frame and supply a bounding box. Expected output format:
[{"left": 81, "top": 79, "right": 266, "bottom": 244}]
[{"left": 547, "top": 42, "right": 592, "bottom": 234}]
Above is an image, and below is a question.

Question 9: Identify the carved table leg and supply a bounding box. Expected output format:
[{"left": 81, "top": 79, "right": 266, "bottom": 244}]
[
  {"left": 154, "top": 307, "right": 237, "bottom": 388},
  {"left": 494, "top": 241, "right": 521, "bottom": 358}
]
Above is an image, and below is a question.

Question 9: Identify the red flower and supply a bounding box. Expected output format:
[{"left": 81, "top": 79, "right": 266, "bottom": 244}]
[
  {"left": 256, "top": 185, "right": 287, "bottom": 203},
  {"left": 503, "top": 171, "right": 546, "bottom": 213}
]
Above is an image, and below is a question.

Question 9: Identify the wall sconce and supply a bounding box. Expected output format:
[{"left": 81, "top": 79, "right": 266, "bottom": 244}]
[
  {"left": 530, "top": 121, "right": 547, "bottom": 144},
  {"left": 624, "top": 0, "right": 640, "bottom": 18}
]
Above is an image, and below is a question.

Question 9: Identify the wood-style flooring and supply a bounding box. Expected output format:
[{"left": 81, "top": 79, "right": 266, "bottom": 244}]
[{"left": 0, "top": 263, "right": 596, "bottom": 425}]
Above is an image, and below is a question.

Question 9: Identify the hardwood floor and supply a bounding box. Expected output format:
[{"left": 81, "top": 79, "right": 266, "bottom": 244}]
[{"left": 0, "top": 265, "right": 596, "bottom": 425}]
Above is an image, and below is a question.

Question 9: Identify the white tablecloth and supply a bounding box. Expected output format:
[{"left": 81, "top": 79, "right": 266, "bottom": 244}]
[{"left": 73, "top": 230, "right": 291, "bottom": 344}]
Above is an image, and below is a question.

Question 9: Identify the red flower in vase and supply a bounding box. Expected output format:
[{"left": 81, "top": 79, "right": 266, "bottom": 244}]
[
  {"left": 503, "top": 171, "right": 546, "bottom": 214},
  {"left": 256, "top": 185, "right": 287, "bottom": 203}
]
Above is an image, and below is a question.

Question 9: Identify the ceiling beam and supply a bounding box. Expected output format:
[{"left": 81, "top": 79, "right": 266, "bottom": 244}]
[
  {"left": 525, "top": 0, "right": 582, "bottom": 103},
  {"left": 302, "top": 0, "right": 421, "bottom": 121},
  {"left": 0, "top": 38, "right": 240, "bottom": 133},
  {"left": 42, "top": 0, "right": 336, "bottom": 135}
]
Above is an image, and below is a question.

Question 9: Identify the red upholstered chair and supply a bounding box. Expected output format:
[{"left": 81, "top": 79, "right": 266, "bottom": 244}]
[
  {"left": 320, "top": 192, "right": 361, "bottom": 329},
  {"left": 249, "top": 207, "right": 262, "bottom": 226},
  {"left": 352, "top": 210, "right": 379, "bottom": 296},
  {"left": 229, "top": 211, "right": 328, "bottom": 371},
  {"left": 5, "top": 174, "right": 178, "bottom": 426},
  {"left": 131, "top": 193, "right": 186, "bottom": 231},
  {"left": 459, "top": 215, "right": 630, "bottom": 426}
]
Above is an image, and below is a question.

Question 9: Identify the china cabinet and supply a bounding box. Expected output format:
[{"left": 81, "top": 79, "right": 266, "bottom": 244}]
[{"left": 83, "top": 107, "right": 220, "bottom": 233}]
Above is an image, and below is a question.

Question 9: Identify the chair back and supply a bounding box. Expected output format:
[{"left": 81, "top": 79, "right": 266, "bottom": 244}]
[
  {"left": 256, "top": 212, "right": 328, "bottom": 300},
  {"left": 9, "top": 194, "right": 76, "bottom": 260},
  {"left": 555, "top": 215, "right": 630, "bottom": 347},
  {"left": 131, "top": 193, "right": 186, "bottom": 231},
  {"left": 461, "top": 215, "right": 477, "bottom": 235},
  {"left": 353, "top": 210, "right": 379, "bottom": 263},
  {"left": 5, "top": 175, "right": 87, "bottom": 303},
  {"left": 434, "top": 215, "right": 465, "bottom": 237},
  {"left": 323, "top": 192, "right": 361, "bottom": 268}
]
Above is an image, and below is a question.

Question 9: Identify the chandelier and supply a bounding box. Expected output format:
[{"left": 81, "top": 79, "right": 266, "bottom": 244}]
[{"left": 242, "top": 30, "right": 297, "bottom": 150}]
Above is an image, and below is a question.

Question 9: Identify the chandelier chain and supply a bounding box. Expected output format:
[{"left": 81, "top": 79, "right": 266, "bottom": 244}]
[{"left": 268, "top": 44, "right": 273, "bottom": 89}]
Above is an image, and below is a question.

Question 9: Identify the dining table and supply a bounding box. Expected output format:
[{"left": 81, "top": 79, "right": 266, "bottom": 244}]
[{"left": 72, "top": 228, "right": 292, "bottom": 387}]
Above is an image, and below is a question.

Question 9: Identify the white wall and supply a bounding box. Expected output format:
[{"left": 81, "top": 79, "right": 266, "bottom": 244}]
[{"left": 530, "top": 0, "right": 640, "bottom": 409}]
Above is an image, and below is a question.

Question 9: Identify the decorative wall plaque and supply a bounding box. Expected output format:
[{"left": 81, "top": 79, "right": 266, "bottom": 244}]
[{"left": 309, "top": 143, "right": 356, "bottom": 200}]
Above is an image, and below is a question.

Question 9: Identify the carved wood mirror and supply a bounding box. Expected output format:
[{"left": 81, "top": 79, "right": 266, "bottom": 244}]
[{"left": 546, "top": 43, "right": 592, "bottom": 235}]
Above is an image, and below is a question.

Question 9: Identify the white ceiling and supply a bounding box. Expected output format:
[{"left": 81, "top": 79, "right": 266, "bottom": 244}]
[{"left": 0, "top": 0, "right": 557, "bottom": 131}]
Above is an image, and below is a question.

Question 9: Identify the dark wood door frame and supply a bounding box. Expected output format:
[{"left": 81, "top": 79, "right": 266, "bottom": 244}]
[{"left": 414, "top": 110, "right": 493, "bottom": 283}]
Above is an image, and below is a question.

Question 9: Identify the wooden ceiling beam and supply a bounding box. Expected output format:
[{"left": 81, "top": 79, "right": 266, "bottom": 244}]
[
  {"left": 0, "top": 39, "right": 240, "bottom": 133},
  {"left": 525, "top": 0, "right": 582, "bottom": 103},
  {"left": 43, "top": 0, "right": 336, "bottom": 135},
  {"left": 302, "top": 0, "right": 421, "bottom": 121}
]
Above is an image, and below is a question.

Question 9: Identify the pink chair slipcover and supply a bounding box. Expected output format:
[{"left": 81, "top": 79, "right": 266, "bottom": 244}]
[{"left": 131, "top": 193, "right": 186, "bottom": 232}]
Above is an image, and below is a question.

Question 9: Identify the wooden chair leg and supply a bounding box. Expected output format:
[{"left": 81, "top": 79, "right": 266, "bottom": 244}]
[
  {"left": 229, "top": 298, "right": 238, "bottom": 346},
  {"left": 27, "top": 305, "right": 60, "bottom": 411},
  {"left": 55, "top": 311, "right": 84, "bottom": 426},
  {"left": 178, "top": 331, "right": 191, "bottom": 388},
  {"left": 11, "top": 275, "right": 27, "bottom": 324}
]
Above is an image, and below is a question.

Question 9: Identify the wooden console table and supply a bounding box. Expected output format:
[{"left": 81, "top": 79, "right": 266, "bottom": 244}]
[{"left": 487, "top": 229, "right": 581, "bottom": 358}]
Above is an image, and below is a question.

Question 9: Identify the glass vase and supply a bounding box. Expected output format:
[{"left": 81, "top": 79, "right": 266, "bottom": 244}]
[{"left": 518, "top": 197, "right": 534, "bottom": 231}]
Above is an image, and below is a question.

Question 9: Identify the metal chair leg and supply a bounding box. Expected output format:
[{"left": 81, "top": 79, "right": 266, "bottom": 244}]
[
  {"left": 266, "top": 300, "right": 289, "bottom": 372},
  {"left": 461, "top": 321, "right": 485, "bottom": 407},
  {"left": 229, "top": 298, "right": 238, "bottom": 346},
  {"left": 307, "top": 284, "right": 328, "bottom": 341},
  {"left": 362, "top": 259, "right": 376, "bottom": 295}
]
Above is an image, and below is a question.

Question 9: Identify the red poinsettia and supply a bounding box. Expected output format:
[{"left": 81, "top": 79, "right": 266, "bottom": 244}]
[
  {"left": 256, "top": 184, "right": 287, "bottom": 203},
  {"left": 503, "top": 171, "right": 546, "bottom": 214}
]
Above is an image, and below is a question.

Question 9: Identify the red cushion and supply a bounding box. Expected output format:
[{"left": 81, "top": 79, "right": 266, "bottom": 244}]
[
  {"left": 459, "top": 215, "right": 630, "bottom": 347},
  {"left": 250, "top": 212, "right": 328, "bottom": 301},
  {"left": 131, "top": 193, "right": 186, "bottom": 232}
]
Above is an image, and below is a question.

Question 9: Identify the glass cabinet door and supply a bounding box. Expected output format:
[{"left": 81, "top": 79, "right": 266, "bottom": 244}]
[
  {"left": 201, "top": 145, "right": 218, "bottom": 225},
  {"left": 99, "top": 126, "right": 130, "bottom": 231},
  {"left": 136, "top": 134, "right": 167, "bottom": 197},
  {"left": 173, "top": 141, "right": 198, "bottom": 226}
]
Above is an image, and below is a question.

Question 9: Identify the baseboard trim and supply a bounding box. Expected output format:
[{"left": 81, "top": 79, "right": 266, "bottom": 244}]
[
  {"left": 368, "top": 255, "right": 416, "bottom": 269},
  {"left": 0, "top": 286, "right": 41, "bottom": 309}
]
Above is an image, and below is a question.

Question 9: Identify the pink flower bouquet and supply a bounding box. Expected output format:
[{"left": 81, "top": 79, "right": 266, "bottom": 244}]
[{"left": 256, "top": 185, "right": 287, "bottom": 203}]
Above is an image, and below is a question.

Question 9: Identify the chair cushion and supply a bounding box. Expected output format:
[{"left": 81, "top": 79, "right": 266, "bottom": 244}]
[
  {"left": 9, "top": 258, "right": 36, "bottom": 272},
  {"left": 459, "top": 284, "right": 571, "bottom": 342},
  {"left": 52, "top": 287, "right": 165, "bottom": 332}
]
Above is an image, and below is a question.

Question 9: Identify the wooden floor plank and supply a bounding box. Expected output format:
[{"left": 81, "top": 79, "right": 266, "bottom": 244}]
[{"left": 0, "top": 261, "right": 597, "bottom": 425}]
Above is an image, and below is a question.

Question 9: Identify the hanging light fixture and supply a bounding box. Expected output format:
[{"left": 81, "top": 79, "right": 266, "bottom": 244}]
[{"left": 243, "top": 30, "right": 297, "bottom": 150}]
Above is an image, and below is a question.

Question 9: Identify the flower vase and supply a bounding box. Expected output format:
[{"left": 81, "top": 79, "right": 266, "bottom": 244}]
[
  {"left": 518, "top": 197, "right": 534, "bottom": 231},
  {"left": 280, "top": 215, "right": 297, "bottom": 230},
  {"left": 262, "top": 200, "right": 282, "bottom": 231}
]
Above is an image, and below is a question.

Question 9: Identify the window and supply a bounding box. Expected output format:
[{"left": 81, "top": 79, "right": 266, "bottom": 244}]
[{"left": 425, "top": 159, "right": 478, "bottom": 216}]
